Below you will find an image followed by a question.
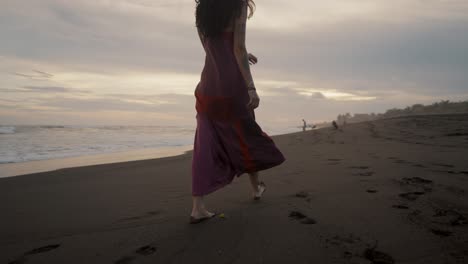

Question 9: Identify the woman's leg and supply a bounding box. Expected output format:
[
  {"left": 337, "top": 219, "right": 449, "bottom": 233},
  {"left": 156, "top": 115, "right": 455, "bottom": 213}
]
[
  {"left": 191, "top": 196, "right": 214, "bottom": 218},
  {"left": 249, "top": 172, "right": 260, "bottom": 193}
]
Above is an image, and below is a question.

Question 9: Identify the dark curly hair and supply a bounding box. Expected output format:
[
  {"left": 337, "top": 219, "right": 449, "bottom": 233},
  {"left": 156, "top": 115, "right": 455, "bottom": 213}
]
[{"left": 195, "top": 0, "right": 255, "bottom": 38}]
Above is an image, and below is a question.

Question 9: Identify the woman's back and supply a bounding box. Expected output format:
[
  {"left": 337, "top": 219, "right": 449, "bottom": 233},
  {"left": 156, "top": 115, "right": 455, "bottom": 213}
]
[{"left": 196, "top": 31, "right": 250, "bottom": 120}]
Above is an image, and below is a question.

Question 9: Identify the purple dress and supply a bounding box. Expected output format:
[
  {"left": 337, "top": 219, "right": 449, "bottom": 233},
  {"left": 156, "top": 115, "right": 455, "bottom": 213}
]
[{"left": 192, "top": 31, "right": 285, "bottom": 196}]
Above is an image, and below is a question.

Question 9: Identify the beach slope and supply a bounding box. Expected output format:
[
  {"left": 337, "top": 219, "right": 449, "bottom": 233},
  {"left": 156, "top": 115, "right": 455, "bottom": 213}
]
[{"left": 1, "top": 114, "right": 468, "bottom": 264}]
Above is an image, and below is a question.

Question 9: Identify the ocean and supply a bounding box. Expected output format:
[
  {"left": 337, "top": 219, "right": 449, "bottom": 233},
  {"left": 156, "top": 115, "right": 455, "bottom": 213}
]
[
  {"left": 0, "top": 125, "right": 197, "bottom": 164},
  {"left": 0, "top": 124, "right": 297, "bottom": 177}
]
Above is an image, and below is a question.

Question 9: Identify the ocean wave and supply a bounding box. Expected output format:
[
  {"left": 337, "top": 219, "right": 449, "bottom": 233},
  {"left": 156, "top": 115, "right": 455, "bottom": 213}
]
[
  {"left": 0, "top": 126, "right": 16, "bottom": 134},
  {"left": 39, "top": 125, "right": 66, "bottom": 129}
]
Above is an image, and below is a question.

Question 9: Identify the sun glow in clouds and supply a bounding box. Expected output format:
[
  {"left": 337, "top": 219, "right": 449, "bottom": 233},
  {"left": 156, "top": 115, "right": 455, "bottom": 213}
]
[{"left": 297, "top": 88, "right": 377, "bottom": 101}]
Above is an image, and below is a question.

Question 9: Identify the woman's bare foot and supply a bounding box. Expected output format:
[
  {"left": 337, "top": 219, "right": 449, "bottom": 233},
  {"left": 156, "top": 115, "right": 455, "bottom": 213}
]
[
  {"left": 191, "top": 209, "right": 215, "bottom": 219},
  {"left": 253, "top": 182, "right": 266, "bottom": 200},
  {"left": 190, "top": 208, "right": 216, "bottom": 224},
  {"left": 191, "top": 196, "right": 215, "bottom": 220}
]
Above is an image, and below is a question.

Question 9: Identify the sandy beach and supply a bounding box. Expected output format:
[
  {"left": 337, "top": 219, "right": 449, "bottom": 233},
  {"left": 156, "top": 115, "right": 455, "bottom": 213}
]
[{"left": 1, "top": 113, "right": 467, "bottom": 264}]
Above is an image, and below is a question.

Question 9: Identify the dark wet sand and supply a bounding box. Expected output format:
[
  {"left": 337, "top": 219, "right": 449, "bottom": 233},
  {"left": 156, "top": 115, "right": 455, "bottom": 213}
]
[{"left": 1, "top": 113, "right": 468, "bottom": 264}]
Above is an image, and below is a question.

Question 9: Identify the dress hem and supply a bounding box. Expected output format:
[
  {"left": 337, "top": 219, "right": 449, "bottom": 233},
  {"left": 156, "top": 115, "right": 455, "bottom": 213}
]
[{"left": 191, "top": 157, "right": 285, "bottom": 196}]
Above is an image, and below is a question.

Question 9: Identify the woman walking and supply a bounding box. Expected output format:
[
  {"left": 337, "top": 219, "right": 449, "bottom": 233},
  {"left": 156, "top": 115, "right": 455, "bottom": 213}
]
[{"left": 191, "top": 0, "right": 285, "bottom": 224}]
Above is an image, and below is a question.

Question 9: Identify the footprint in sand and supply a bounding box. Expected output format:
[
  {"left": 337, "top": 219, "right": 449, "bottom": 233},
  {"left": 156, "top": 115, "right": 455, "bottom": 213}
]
[
  {"left": 433, "top": 170, "right": 468, "bottom": 175},
  {"left": 398, "top": 177, "right": 433, "bottom": 192},
  {"left": 114, "top": 245, "right": 157, "bottom": 264},
  {"left": 350, "top": 166, "right": 370, "bottom": 170},
  {"left": 146, "top": 211, "right": 160, "bottom": 216},
  {"left": 432, "top": 209, "right": 468, "bottom": 226},
  {"left": 327, "top": 158, "right": 341, "bottom": 165},
  {"left": 401, "top": 177, "right": 433, "bottom": 184},
  {"left": 349, "top": 166, "right": 374, "bottom": 177},
  {"left": 24, "top": 244, "right": 61, "bottom": 255},
  {"left": 8, "top": 244, "right": 61, "bottom": 264},
  {"left": 289, "top": 211, "right": 317, "bottom": 225},
  {"left": 445, "top": 132, "right": 468, "bottom": 137},
  {"left": 135, "top": 245, "right": 157, "bottom": 256},
  {"left": 327, "top": 234, "right": 362, "bottom": 246},
  {"left": 430, "top": 228, "right": 453, "bottom": 237},
  {"left": 300, "top": 218, "right": 317, "bottom": 224},
  {"left": 363, "top": 248, "right": 395, "bottom": 264},
  {"left": 294, "top": 191, "right": 313, "bottom": 202},
  {"left": 289, "top": 210, "right": 307, "bottom": 219},
  {"left": 408, "top": 204, "right": 466, "bottom": 239},
  {"left": 294, "top": 191, "right": 310, "bottom": 198},
  {"left": 392, "top": 204, "right": 410, "bottom": 209},
  {"left": 8, "top": 260, "right": 26, "bottom": 264},
  {"left": 399, "top": 191, "right": 425, "bottom": 201},
  {"left": 353, "top": 172, "right": 375, "bottom": 177},
  {"left": 324, "top": 234, "right": 394, "bottom": 263}
]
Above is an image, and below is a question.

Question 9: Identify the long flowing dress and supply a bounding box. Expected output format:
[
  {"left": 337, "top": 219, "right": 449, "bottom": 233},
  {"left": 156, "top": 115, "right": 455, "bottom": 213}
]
[{"left": 192, "top": 31, "right": 285, "bottom": 196}]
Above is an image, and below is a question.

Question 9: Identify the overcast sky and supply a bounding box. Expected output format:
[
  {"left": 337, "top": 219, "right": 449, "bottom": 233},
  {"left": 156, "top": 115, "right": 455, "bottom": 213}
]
[{"left": 1, "top": 0, "right": 467, "bottom": 128}]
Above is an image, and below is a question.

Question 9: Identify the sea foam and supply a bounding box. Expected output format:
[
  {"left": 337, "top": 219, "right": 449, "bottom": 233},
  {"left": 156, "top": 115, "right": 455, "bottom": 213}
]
[{"left": 0, "top": 126, "right": 16, "bottom": 134}]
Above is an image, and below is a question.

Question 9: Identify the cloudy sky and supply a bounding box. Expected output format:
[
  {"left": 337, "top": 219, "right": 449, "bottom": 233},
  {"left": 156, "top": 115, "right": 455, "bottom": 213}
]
[{"left": 1, "top": 0, "right": 467, "bottom": 128}]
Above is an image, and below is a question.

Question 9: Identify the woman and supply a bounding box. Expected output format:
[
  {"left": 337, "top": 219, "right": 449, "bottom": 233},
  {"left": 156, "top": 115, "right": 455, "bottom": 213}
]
[{"left": 191, "top": 0, "right": 285, "bottom": 224}]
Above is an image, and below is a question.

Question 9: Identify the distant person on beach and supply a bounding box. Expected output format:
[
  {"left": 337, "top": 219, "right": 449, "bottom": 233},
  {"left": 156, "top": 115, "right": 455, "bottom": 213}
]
[
  {"left": 332, "top": 120, "right": 339, "bottom": 130},
  {"left": 190, "top": 0, "right": 285, "bottom": 224},
  {"left": 302, "top": 119, "right": 307, "bottom": 131}
]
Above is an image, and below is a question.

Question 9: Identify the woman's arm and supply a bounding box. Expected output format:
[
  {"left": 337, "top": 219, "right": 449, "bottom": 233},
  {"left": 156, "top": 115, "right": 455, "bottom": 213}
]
[
  {"left": 233, "top": 1, "right": 255, "bottom": 89},
  {"left": 234, "top": 1, "right": 259, "bottom": 109}
]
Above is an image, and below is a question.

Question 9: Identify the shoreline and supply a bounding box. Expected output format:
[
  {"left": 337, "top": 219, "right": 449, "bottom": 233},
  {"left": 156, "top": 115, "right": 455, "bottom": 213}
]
[
  {"left": 0, "top": 128, "right": 307, "bottom": 179},
  {"left": 4, "top": 111, "right": 465, "bottom": 179},
  {"left": 0, "top": 145, "right": 194, "bottom": 178}
]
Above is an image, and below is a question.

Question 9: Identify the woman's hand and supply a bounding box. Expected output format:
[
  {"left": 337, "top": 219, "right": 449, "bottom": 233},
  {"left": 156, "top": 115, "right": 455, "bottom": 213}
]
[
  {"left": 247, "top": 89, "right": 260, "bottom": 109},
  {"left": 248, "top": 53, "right": 258, "bottom": 65}
]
